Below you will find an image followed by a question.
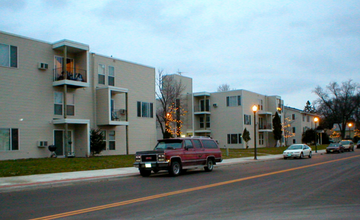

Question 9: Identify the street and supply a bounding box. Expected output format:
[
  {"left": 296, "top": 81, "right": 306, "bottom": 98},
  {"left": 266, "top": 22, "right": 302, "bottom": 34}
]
[{"left": 1, "top": 151, "right": 360, "bottom": 220}]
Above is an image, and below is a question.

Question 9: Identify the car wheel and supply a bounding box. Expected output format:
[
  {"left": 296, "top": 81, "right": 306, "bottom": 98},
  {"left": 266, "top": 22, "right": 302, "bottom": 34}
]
[
  {"left": 284, "top": 157, "right": 287, "bottom": 160},
  {"left": 352, "top": 147, "right": 354, "bottom": 152},
  {"left": 140, "top": 169, "right": 151, "bottom": 177},
  {"left": 300, "top": 152, "right": 304, "bottom": 159},
  {"left": 204, "top": 159, "right": 214, "bottom": 172},
  {"left": 169, "top": 161, "right": 181, "bottom": 176},
  {"left": 308, "top": 152, "right": 312, "bottom": 158}
]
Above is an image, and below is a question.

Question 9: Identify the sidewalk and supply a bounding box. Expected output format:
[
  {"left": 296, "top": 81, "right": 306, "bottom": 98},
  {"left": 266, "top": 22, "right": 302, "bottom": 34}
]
[{"left": 0, "top": 151, "right": 324, "bottom": 191}]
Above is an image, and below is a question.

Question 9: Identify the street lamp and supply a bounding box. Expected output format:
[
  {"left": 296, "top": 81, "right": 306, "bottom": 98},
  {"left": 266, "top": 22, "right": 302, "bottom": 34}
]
[
  {"left": 314, "top": 117, "right": 319, "bottom": 153},
  {"left": 348, "top": 122, "right": 353, "bottom": 139},
  {"left": 252, "top": 105, "right": 258, "bottom": 160}
]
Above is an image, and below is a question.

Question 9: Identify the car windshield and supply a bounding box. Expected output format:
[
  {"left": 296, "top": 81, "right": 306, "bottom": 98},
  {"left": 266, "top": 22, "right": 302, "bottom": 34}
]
[
  {"left": 287, "top": 145, "right": 303, "bottom": 150},
  {"left": 328, "top": 143, "right": 339, "bottom": 147},
  {"left": 155, "top": 140, "right": 182, "bottom": 150},
  {"left": 340, "top": 141, "right": 350, "bottom": 145}
]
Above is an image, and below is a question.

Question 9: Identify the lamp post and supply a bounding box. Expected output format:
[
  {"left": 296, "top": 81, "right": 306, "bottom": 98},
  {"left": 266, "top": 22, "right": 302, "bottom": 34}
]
[
  {"left": 314, "top": 117, "right": 319, "bottom": 153},
  {"left": 252, "top": 105, "right": 258, "bottom": 160},
  {"left": 348, "top": 122, "right": 353, "bottom": 139}
]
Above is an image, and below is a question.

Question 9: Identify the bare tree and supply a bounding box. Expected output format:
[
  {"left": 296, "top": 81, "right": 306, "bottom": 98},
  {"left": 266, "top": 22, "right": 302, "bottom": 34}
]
[
  {"left": 217, "top": 83, "right": 231, "bottom": 92},
  {"left": 156, "top": 69, "right": 186, "bottom": 138},
  {"left": 313, "top": 79, "right": 360, "bottom": 139}
]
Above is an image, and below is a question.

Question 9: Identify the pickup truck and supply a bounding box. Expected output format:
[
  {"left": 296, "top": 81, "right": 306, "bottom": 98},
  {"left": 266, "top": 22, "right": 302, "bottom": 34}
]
[{"left": 134, "top": 137, "right": 222, "bottom": 177}]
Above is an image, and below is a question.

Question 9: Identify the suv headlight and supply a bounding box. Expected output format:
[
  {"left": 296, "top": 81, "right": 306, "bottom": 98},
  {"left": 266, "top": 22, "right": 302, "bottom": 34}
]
[
  {"left": 158, "top": 154, "right": 165, "bottom": 162},
  {"left": 135, "top": 155, "right": 141, "bottom": 162}
]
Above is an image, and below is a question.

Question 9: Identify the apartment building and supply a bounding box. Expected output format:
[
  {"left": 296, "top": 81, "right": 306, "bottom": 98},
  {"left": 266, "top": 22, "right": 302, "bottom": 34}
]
[
  {"left": 159, "top": 74, "right": 285, "bottom": 148},
  {"left": 283, "top": 106, "right": 318, "bottom": 145},
  {"left": 0, "top": 31, "right": 156, "bottom": 160}
]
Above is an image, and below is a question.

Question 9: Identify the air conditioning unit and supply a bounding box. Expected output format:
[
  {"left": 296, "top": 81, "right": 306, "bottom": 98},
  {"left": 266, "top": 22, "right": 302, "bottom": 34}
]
[
  {"left": 38, "top": 62, "right": 48, "bottom": 70},
  {"left": 37, "top": 141, "right": 48, "bottom": 147},
  {"left": 119, "top": 109, "right": 126, "bottom": 114}
]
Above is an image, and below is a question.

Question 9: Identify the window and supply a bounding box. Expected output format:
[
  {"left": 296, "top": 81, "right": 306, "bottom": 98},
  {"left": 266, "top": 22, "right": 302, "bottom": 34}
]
[
  {"left": 193, "top": 139, "right": 202, "bottom": 149},
  {"left": 227, "top": 133, "right": 242, "bottom": 144},
  {"left": 244, "top": 114, "right": 251, "bottom": 125},
  {"left": 0, "top": 128, "right": 19, "bottom": 151},
  {"left": 200, "top": 99, "right": 210, "bottom": 111},
  {"left": 293, "top": 139, "right": 296, "bottom": 144},
  {"left": 206, "top": 116, "right": 210, "bottom": 128},
  {"left": 109, "top": 131, "right": 115, "bottom": 150},
  {"left": 101, "top": 130, "right": 107, "bottom": 150},
  {"left": 292, "top": 127, "right": 296, "bottom": 133},
  {"left": 202, "top": 139, "right": 218, "bottom": 149},
  {"left": 307, "top": 115, "right": 310, "bottom": 122},
  {"left": 137, "top": 101, "right": 153, "bottom": 118},
  {"left": 98, "top": 64, "right": 105, "bottom": 84},
  {"left": 226, "top": 95, "right": 241, "bottom": 107},
  {"left": 292, "top": 114, "right": 296, "bottom": 120},
  {"left": 108, "top": 66, "right": 115, "bottom": 86},
  {"left": 259, "top": 132, "right": 264, "bottom": 145},
  {"left": 66, "top": 93, "right": 75, "bottom": 116},
  {"left": 0, "top": 43, "right": 17, "bottom": 68},
  {"left": 199, "top": 117, "right": 204, "bottom": 128},
  {"left": 54, "top": 92, "right": 63, "bottom": 115},
  {"left": 303, "top": 115, "right": 305, "bottom": 122},
  {"left": 184, "top": 140, "right": 193, "bottom": 149}
]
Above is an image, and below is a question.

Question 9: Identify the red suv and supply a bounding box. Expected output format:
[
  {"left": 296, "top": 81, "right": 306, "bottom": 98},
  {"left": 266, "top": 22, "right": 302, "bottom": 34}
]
[{"left": 134, "top": 137, "right": 222, "bottom": 177}]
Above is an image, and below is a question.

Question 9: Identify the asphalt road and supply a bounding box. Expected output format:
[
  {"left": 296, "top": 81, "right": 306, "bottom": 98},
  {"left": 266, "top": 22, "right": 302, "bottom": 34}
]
[{"left": 1, "top": 151, "right": 360, "bottom": 220}]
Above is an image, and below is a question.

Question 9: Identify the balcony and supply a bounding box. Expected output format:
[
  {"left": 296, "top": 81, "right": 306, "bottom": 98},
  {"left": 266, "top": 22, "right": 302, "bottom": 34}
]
[
  {"left": 194, "top": 105, "right": 211, "bottom": 114},
  {"left": 96, "top": 87, "right": 129, "bottom": 126},
  {"left": 111, "top": 109, "right": 127, "bottom": 122},
  {"left": 259, "top": 123, "right": 273, "bottom": 132},
  {"left": 53, "top": 68, "right": 88, "bottom": 87}
]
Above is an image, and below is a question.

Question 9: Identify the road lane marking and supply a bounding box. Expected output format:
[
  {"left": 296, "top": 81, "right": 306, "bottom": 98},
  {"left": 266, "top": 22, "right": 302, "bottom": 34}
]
[{"left": 31, "top": 155, "right": 360, "bottom": 220}]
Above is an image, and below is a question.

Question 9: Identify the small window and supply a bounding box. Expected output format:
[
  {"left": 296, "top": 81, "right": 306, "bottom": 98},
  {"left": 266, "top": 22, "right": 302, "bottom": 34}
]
[
  {"left": 98, "top": 64, "right": 105, "bottom": 84},
  {"left": 244, "top": 115, "right": 251, "bottom": 125},
  {"left": 0, "top": 43, "right": 17, "bottom": 68},
  {"left": 0, "top": 128, "right": 19, "bottom": 151},
  {"left": 54, "top": 92, "right": 63, "bottom": 115},
  {"left": 292, "top": 114, "right": 296, "bottom": 120},
  {"left": 66, "top": 93, "right": 75, "bottom": 116},
  {"left": 101, "top": 130, "right": 107, "bottom": 150},
  {"left": 226, "top": 96, "right": 241, "bottom": 107},
  {"left": 109, "top": 131, "right": 115, "bottom": 150},
  {"left": 292, "top": 127, "right": 296, "bottom": 133},
  {"left": 137, "top": 101, "right": 153, "bottom": 118},
  {"left": 193, "top": 139, "right": 202, "bottom": 148},
  {"left": 202, "top": 139, "right": 218, "bottom": 149},
  {"left": 108, "top": 66, "right": 115, "bottom": 86},
  {"left": 293, "top": 139, "right": 296, "bottom": 144},
  {"left": 184, "top": 140, "right": 193, "bottom": 149}
]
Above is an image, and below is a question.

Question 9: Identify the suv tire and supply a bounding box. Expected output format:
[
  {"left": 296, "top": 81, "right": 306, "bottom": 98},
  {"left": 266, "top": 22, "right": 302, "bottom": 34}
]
[
  {"left": 169, "top": 161, "right": 181, "bottom": 176},
  {"left": 204, "top": 159, "right": 214, "bottom": 172}
]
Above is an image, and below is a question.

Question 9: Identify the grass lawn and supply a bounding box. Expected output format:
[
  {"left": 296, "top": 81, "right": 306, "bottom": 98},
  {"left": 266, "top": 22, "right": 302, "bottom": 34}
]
[{"left": 0, "top": 145, "right": 327, "bottom": 177}]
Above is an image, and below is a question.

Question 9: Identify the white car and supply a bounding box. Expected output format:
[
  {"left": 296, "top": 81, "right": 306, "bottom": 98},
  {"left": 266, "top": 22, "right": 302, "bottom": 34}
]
[{"left": 283, "top": 144, "right": 312, "bottom": 159}]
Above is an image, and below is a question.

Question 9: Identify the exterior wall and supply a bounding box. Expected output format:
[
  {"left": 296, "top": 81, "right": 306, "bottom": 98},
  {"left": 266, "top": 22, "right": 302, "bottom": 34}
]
[
  {"left": 189, "top": 89, "right": 283, "bottom": 149},
  {"left": 0, "top": 31, "right": 156, "bottom": 160},
  {"left": 283, "top": 106, "right": 318, "bottom": 145},
  {"left": 91, "top": 54, "right": 157, "bottom": 154}
]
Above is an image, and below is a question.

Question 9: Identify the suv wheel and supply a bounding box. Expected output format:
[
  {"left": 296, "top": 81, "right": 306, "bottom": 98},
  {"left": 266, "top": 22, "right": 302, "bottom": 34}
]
[
  {"left": 140, "top": 169, "right": 151, "bottom": 177},
  {"left": 308, "top": 152, "right": 312, "bottom": 158},
  {"left": 204, "top": 159, "right": 214, "bottom": 172},
  {"left": 169, "top": 161, "right": 181, "bottom": 176}
]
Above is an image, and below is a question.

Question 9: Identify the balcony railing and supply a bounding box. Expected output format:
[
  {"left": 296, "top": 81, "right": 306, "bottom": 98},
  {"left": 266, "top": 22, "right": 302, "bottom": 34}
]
[
  {"left": 194, "top": 105, "right": 210, "bottom": 112},
  {"left": 259, "top": 123, "right": 272, "bottom": 130},
  {"left": 111, "top": 109, "right": 127, "bottom": 121},
  {"left": 53, "top": 68, "right": 87, "bottom": 83}
]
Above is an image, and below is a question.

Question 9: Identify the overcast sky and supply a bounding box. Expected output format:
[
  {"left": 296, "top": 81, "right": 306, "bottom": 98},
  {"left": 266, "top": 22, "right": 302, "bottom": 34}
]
[{"left": 1, "top": 0, "right": 359, "bottom": 109}]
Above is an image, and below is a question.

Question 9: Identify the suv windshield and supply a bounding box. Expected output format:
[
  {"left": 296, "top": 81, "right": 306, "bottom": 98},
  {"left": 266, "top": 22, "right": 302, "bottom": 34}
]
[
  {"left": 340, "top": 141, "right": 350, "bottom": 145},
  {"left": 155, "top": 140, "right": 183, "bottom": 150}
]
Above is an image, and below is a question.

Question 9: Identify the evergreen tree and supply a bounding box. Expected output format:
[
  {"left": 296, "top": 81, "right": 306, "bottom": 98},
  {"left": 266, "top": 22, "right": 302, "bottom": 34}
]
[
  {"left": 90, "top": 129, "right": 106, "bottom": 156},
  {"left": 242, "top": 128, "right": 251, "bottom": 149},
  {"left": 273, "top": 112, "right": 282, "bottom": 146}
]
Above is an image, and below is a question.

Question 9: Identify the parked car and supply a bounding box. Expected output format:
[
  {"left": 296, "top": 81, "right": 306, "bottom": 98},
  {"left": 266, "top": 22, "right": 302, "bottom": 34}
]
[
  {"left": 133, "top": 137, "right": 222, "bottom": 177},
  {"left": 339, "top": 140, "right": 354, "bottom": 152},
  {"left": 326, "top": 143, "right": 344, "bottom": 153},
  {"left": 357, "top": 140, "right": 360, "bottom": 149},
  {"left": 283, "top": 144, "right": 312, "bottom": 159}
]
